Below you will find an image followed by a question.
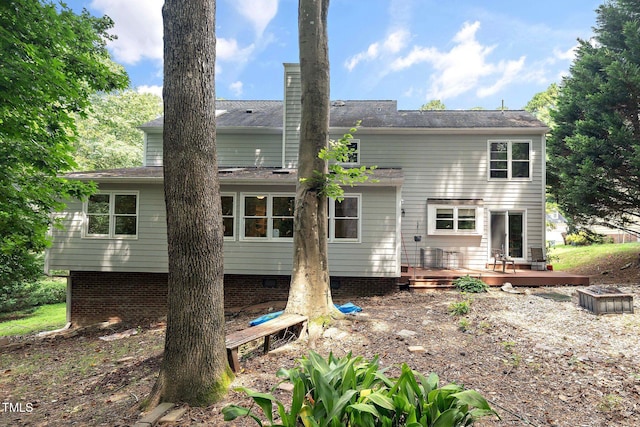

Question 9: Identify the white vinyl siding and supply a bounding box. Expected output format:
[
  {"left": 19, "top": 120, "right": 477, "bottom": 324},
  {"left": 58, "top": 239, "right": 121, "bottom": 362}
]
[
  {"left": 48, "top": 184, "right": 168, "bottom": 273},
  {"left": 144, "top": 132, "right": 282, "bottom": 168},
  {"left": 218, "top": 133, "right": 282, "bottom": 167},
  {"left": 144, "top": 132, "right": 163, "bottom": 166},
  {"left": 359, "top": 132, "right": 545, "bottom": 268},
  {"left": 48, "top": 184, "right": 400, "bottom": 277},
  {"left": 223, "top": 187, "right": 399, "bottom": 277}
]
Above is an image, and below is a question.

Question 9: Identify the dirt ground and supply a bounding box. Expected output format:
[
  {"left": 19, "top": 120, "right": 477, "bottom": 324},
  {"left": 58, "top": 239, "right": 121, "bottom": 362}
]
[{"left": 1, "top": 261, "right": 639, "bottom": 426}]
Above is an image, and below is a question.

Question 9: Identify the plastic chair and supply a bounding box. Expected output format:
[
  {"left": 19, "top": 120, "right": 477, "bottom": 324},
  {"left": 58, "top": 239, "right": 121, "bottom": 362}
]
[{"left": 493, "top": 249, "right": 516, "bottom": 273}]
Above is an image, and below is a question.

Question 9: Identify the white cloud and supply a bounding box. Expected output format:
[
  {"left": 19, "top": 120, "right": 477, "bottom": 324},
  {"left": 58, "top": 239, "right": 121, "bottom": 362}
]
[
  {"left": 231, "top": 0, "right": 278, "bottom": 37},
  {"left": 388, "top": 21, "right": 533, "bottom": 101},
  {"left": 554, "top": 44, "right": 578, "bottom": 61},
  {"left": 389, "top": 45, "right": 439, "bottom": 72},
  {"left": 136, "top": 85, "right": 163, "bottom": 98},
  {"left": 91, "top": 0, "right": 163, "bottom": 64},
  {"left": 217, "top": 38, "right": 255, "bottom": 63},
  {"left": 229, "top": 81, "right": 243, "bottom": 97},
  {"left": 345, "top": 29, "right": 410, "bottom": 71},
  {"left": 390, "top": 22, "right": 496, "bottom": 99},
  {"left": 345, "top": 43, "right": 380, "bottom": 72},
  {"left": 383, "top": 29, "right": 409, "bottom": 53},
  {"left": 476, "top": 56, "right": 526, "bottom": 98}
]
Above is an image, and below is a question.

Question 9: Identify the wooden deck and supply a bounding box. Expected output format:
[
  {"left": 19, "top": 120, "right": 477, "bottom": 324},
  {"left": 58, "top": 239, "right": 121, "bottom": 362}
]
[{"left": 401, "top": 266, "right": 589, "bottom": 291}]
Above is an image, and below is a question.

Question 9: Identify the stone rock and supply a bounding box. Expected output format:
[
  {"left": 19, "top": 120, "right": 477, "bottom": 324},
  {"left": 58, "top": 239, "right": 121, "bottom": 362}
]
[
  {"left": 323, "top": 327, "right": 348, "bottom": 340},
  {"left": 278, "top": 382, "right": 295, "bottom": 392},
  {"left": 396, "top": 329, "right": 417, "bottom": 339},
  {"left": 159, "top": 407, "right": 188, "bottom": 424},
  {"left": 501, "top": 282, "right": 522, "bottom": 294},
  {"left": 99, "top": 328, "right": 138, "bottom": 342}
]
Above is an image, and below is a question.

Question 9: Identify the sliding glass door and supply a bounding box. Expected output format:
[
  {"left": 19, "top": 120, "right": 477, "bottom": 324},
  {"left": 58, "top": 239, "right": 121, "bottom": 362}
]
[{"left": 490, "top": 211, "right": 524, "bottom": 258}]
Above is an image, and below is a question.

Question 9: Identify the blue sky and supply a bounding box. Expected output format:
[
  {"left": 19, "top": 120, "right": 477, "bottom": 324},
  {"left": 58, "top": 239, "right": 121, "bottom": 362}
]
[{"left": 65, "top": 0, "right": 602, "bottom": 110}]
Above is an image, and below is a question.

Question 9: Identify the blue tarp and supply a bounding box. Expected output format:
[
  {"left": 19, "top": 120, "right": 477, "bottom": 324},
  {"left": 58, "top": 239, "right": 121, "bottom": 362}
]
[
  {"left": 248, "top": 302, "right": 362, "bottom": 326},
  {"left": 336, "top": 302, "right": 362, "bottom": 314},
  {"left": 249, "top": 310, "right": 283, "bottom": 326}
]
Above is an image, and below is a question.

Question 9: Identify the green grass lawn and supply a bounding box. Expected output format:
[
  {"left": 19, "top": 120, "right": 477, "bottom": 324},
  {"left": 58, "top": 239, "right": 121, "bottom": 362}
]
[
  {"left": 549, "top": 241, "right": 640, "bottom": 270},
  {"left": 0, "top": 303, "right": 67, "bottom": 337}
]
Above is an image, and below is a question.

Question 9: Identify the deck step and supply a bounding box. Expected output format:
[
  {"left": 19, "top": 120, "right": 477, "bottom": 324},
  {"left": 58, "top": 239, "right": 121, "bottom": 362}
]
[{"left": 409, "top": 278, "right": 456, "bottom": 290}]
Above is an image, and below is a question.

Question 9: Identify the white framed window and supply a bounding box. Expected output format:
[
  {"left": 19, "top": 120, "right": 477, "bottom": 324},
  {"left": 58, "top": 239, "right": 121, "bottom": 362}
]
[
  {"left": 221, "top": 194, "right": 235, "bottom": 240},
  {"left": 329, "top": 195, "right": 361, "bottom": 242},
  {"left": 241, "top": 193, "right": 295, "bottom": 240},
  {"left": 488, "top": 140, "right": 531, "bottom": 180},
  {"left": 427, "top": 202, "right": 483, "bottom": 235},
  {"left": 84, "top": 192, "right": 138, "bottom": 238}
]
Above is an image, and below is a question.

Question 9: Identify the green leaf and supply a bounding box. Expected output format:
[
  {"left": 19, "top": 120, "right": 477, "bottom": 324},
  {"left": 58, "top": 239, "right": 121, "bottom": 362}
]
[
  {"left": 324, "top": 389, "right": 357, "bottom": 426},
  {"left": 0, "top": 0, "right": 128, "bottom": 291},
  {"left": 240, "top": 389, "right": 277, "bottom": 423},
  {"left": 432, "top": 408, "right": 459, "bottom": 427},
  {"left": 451, "top": 390, "right": 494, "bottom": 411},
  {"left": 221, "top": 405, "right": 264, "bottom": 426},
  {"left": 365, "top": 391, "right": 396, "bottom": 411}
]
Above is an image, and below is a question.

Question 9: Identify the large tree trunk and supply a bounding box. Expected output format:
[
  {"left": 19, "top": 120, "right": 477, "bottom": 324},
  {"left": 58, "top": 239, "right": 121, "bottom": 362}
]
[
  {"left": 146, "top": 0, "right": 233, "bottom": 408},
  {"left": 285, "top": 0, "right": 338, "bottom": 320}
]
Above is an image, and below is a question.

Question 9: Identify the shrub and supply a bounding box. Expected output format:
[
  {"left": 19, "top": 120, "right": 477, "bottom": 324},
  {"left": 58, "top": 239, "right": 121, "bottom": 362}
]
[
  {"left": 28, "top": 279, "right": 66, "bottom": 306},
  {"left": 452, "top": 276, "right": 488, "bottom": 293},
  {"left": 565, "top": 230, "right": 606, "bottom": 246},
  {"left": 223, "top": 351, "right": 498, "bottom": 426},
  {"left": 0, "top": 277, "right": 66, "bottom": 314}
]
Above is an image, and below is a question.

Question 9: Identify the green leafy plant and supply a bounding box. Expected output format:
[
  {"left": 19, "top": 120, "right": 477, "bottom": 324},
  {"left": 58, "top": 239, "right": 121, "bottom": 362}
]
[
  {"left": 300, "top": 123, "right": 378, "bottom": 201},
  {"left": 0, "top": 277, "right": 67, "bottom": 314},
  {"left": 457, "top": 318, "right": 471, "bottom": 332},
  {"left": 564, "top": 230, "right": 606, "bottom": 246},
  {"left": 500, "top": 341, "right": 521, "bottom": 371},
  {"left": 500, "top": 341, "right": 516, "bottom": 351},
  {"left": 597, "top": 394, "right": 623, "bottom": 412},
  {"left": 223, "top": 351, "right": 498, "bottom": 426},
  {"left": 503, "top": 353, "right": 522, "bottom": 370},
  {"left": 452, "top": 276, "right": 488, "bottom": 293},
  {"left": 448, "top": 300, "right": 470, "bottom": 316},
  {"left": 478, "top": 321, "right": 491, "bottom": 331}
]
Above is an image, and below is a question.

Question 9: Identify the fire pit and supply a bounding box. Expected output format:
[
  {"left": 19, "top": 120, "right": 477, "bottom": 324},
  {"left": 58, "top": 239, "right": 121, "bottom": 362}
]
[{"left": 577, "top": 286, "right": 634, "bottom": 315}]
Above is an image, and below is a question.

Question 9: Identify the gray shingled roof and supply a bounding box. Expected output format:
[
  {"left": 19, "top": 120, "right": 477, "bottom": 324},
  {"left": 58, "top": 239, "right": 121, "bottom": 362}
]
[
  {"left": 140, "top": 100, "right": 547, "bottom": 130},
  {"left": 65, "top": 166, "right": 403, "bottom": 185}
]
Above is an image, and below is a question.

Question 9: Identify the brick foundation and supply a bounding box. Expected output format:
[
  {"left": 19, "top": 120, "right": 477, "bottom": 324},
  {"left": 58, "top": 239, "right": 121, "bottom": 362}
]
[
  {"left": 70, "top": 271, "right": 168, "bottom": 327},
  {"left": 69, "top": 271, "right": 399, "bottom": 326}
]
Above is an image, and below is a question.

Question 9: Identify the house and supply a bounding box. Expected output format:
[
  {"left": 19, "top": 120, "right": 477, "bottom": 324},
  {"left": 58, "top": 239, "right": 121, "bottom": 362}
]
[
  {"left": 46, "top": 64, "right": 548, "bottom": 325},
  {"left": 546, "top": 210, "right": 568, "bottom": 246}
]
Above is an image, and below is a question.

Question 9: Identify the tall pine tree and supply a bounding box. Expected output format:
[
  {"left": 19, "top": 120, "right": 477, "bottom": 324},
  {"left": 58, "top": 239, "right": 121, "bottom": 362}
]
[{"left": 548, "top": 0, "right": 640, "bottom": 234}]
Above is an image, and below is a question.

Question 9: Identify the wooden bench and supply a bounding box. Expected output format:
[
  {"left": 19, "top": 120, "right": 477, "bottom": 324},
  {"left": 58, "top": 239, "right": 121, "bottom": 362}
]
[{"left": 225, "top": 313, "right": 308, "bottom": 372}]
